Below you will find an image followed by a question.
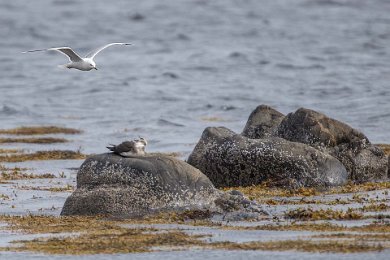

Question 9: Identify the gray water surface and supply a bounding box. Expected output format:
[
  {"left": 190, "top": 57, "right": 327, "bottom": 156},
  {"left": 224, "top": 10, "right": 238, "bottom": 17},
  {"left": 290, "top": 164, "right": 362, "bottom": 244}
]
[{"left": 0, "top": 0, "right": 389, "bottom": 157}]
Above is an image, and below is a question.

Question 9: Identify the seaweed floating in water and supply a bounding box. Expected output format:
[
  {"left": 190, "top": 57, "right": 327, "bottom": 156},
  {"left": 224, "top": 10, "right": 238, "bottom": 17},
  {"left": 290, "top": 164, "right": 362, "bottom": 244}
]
[
  {"left": 0, "top": 126, "right": 82, "bottom": 135},
  {"left": 0, "top": 137, "right": 68, "bottom": 144},
  {"left": 0, "top": 150, "right": 86, "bottom": 163}
]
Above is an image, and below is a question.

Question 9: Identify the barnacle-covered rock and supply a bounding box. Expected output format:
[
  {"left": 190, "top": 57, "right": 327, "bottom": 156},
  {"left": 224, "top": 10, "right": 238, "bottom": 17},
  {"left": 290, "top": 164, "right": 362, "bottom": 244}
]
[
  {"left": 276, "top": 108, "right": 388, "bottom": 182},
  {"left": 188, "top": 105, "right": 388, "bottom": 188},
  {"left": 242, "top": 104, "right": 284, "bottom": 139},
  {"left": 61, "top": 153, "right": 269, "bottom": 218},
  {"left": 187, "top": 127, "right": 348, "bottom": 188}
]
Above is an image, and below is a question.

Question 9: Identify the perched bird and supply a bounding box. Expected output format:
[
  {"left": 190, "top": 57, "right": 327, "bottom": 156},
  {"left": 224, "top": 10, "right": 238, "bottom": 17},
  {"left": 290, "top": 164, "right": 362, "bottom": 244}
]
[
  {"left": 22, "top": 42, "right": 131, "bottom": 71},
  {"left": 107, "top": 137, "right": 147, "bottom": 157}
]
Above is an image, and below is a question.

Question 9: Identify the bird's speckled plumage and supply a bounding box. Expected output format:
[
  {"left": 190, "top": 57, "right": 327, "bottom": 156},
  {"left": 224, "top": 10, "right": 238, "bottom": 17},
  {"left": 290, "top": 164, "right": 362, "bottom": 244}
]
[{"left": 107, "top": 137, "right": 147, "bottom": 157}]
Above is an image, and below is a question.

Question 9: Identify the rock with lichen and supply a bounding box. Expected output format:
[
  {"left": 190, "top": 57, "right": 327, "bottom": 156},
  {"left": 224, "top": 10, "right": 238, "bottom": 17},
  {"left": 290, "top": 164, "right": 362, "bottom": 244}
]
[
  {"left": 187, "top": 127, "right": 348, "bottom": 189},
  {"left": 61, "top": 153, "right": 268, "bottom": 218}
]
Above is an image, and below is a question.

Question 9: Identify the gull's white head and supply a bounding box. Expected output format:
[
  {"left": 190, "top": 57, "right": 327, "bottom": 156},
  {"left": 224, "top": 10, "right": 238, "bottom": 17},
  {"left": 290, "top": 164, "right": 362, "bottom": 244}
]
[
  {"left": 138, "top": 137, "right": 147, "bottom": 146},
  {"left": 88, "top": 60, "right": 97, "bottom": 70}
]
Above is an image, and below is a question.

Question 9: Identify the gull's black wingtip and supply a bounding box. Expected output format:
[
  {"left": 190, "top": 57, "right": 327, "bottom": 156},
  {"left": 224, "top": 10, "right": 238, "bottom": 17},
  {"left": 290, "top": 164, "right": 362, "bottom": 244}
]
[{"left": 107, "top": 144, "right": 116, "bottom": 151}]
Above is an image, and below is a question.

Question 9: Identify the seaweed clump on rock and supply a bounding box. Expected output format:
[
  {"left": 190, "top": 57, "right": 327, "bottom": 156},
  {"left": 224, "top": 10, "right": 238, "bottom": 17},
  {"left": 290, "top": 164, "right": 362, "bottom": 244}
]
[
  {"left": 187, "top": 105, "right": 388, "bottom": 189},
  {"left": 61, "top": 153, "right": 267, "bottom": 219}
]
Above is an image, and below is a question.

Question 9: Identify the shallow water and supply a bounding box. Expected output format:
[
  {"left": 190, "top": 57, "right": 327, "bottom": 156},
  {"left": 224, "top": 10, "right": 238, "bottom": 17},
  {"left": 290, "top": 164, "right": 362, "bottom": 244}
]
[
  {"left": 1, "top": 250, "right": 390, "bottom": 260},
  {"left": 0, "top": 0, "right": 389, "bottom": 157}
]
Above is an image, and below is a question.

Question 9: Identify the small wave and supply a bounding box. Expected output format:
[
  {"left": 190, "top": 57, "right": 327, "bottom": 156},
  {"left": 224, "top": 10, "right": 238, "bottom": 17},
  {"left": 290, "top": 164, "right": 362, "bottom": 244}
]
[
  {"left": 368, "top": 113, "right": 390, "bottom": 121},
  {"left": 303, "top": 0, "right": 354, "bottom": 7},
  {"left": 128, "top": 13, "right": 145, "bottom": 22},
  {"left": 85, "top": 88, "right": 102, "bottom": 94},
  {"left": 363, "top": 42, "right": 383, "bottom": 50},
  {"left": 52, "top": 0, "right": 77, "bottom": 6},
  {"left": 0, "top": 58, "right": 13, "bottom": 62},
  {"left": 162, "top": 72, "right": 179, "bottom": 79},
  {"left": 185, "top": 66, "right": 218, "bottom": 72},
  {"left": 176, "top": 33, "right": 191, "bottom": 41},
  {"left": 28, "top": 27, "right": 50, "bottom": 40},
  {"left": 186, "top": 104, "right": 213, "bottom": 112},
  {"left": 0, "top": 105, "right": 23, "bottom": 115},
  {"left": 158, "top": 119, "right": 185, "bottom": 127},
  {"left": 258, "top": 60, "right": 270, "bottom": 65},
  {"left": 0, "top": 2, "right": 18, "bottom": 10},
  {"left": 221, "top": 105, "right": 237, "bottom": 111},
  {"left": 228, "top": 52, "right": 247, "bottom": 59},
  {"left": 276, "top": 63, "right": 325, "bottom": 70},
  {"left": 305, "top": 56, "right": 326, "bottom": 62}
]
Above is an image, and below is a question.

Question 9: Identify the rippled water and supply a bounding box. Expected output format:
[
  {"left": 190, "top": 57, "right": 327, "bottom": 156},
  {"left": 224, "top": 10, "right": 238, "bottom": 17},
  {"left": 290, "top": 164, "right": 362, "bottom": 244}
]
[{"left": 1, "top": 0, "right": 389, "bottom": 156}]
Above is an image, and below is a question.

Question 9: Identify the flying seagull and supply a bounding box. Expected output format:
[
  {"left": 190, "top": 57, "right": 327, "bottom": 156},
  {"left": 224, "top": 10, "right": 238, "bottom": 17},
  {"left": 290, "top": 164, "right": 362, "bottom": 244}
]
[
  {"left": 22, "top": 42, "right": 131, "bottom": 71},
  {"left": 107, "top": 137, "right": 148, "bottom": 157}
]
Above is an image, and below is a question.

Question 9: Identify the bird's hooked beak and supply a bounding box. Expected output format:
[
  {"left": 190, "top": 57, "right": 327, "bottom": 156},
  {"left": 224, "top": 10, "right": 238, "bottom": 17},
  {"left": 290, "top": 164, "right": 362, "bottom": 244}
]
[{"left": 94, "top": 67, "right": 98, "bottom": 70}]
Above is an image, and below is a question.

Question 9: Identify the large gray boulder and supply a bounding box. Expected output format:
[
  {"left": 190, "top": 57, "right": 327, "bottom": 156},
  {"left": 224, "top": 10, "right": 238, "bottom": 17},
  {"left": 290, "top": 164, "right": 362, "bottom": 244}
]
[
  {"left": 187, "top": 127, "right": 348, "bottom": 189},
  {"left": 61, "top": 153, "right": 268, "bottom": 218},
  {"left": 242, "top": 105, "right": 285, "bottom": 139},
  {"left": 276, "top": 108, "right": 388, "bottom": 182}
]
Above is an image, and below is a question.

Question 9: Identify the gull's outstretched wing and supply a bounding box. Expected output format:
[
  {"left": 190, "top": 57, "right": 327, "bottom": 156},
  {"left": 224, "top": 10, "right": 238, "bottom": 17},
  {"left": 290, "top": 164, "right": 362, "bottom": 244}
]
[
  {"left": 85, "top": 43, "right": 131, "bottom": 59},
  {"left": 23, "top": 47, "right": 83, "bottom": 62}
]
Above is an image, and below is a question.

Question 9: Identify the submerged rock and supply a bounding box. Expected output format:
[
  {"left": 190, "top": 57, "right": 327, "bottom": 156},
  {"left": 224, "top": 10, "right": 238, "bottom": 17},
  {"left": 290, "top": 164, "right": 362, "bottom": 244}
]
[
  {"left": 61, "top": 153, "right": 268, "bottom": 218},
  {"left": 187, "top": 127, "right": 348, "bottom": 189}
]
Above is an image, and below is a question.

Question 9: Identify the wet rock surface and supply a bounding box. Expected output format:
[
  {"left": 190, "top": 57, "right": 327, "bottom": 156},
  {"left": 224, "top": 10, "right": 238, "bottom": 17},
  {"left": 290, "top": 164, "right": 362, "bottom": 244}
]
[
  {"left": 276, "top": 108, "right": 369, "bottom": 147},
  {"left": 61, "top": 153, "right": 268, "bottom": 218},
  {"left": 187, "top": 127, "right": 348, "bottom": 189},
  {"left": 188, "top": 105, "right": 388, "bottom": 188},
  {"left": 242, "top": 105, "right": 285, "bottom": 139},
  {"left": 276, "top": 108, "right": 388, "bottom": 183}
]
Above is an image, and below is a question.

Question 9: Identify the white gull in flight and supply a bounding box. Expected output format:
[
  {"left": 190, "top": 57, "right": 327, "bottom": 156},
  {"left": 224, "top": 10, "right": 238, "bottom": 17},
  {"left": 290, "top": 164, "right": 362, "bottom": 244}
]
[{"left": 22, "top": 42, "right": 131, "bottom": 71}]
